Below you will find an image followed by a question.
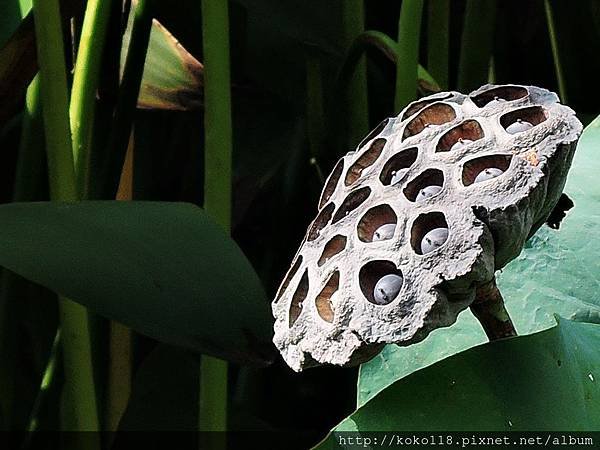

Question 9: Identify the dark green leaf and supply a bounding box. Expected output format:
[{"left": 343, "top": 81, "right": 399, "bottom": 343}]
[
  {"left": 0, "top": 201, "right": 274, "bottom": 366},
  {"left": 116, "top": 343, "right": 199, "bottom": 431},
  {"left": 317, "top": 318, "right": 600, "bottom": 440}
]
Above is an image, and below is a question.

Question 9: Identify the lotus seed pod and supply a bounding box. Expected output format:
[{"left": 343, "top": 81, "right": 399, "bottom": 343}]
[
  {"left": 373, "top": 223, "right": 396, "bottom": 241},
  {"left": 373, "top": 274, "right": 403, "bottom": 305},
  {"left": 415, "top": 185, "right": 443, "bottom": 202},
  {"left": 474, "top": 167, "right": 505, "bottom": 184},
  {"left": 272, "top": 84, "right": 583, "bottom": 371},
  {"left": 420, "top": 227, "right": 449, "bottom": 254}
]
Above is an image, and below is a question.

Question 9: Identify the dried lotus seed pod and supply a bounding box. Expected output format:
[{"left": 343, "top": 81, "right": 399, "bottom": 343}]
[{"left": 272, "top": 84, "right": 583, "bottom": 372}]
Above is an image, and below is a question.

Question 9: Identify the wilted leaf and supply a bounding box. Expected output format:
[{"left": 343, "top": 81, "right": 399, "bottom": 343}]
[{"left": 122, "top": 10, "right": 203, "bottom": 111}]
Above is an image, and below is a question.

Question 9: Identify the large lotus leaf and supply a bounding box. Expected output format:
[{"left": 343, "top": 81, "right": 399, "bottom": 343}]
[
  {"left": 358, "top": 115, "right": 600, "bottom": 406},
  {"left": 0, "top": 201, "right": 274, "bottom": 366},
  {"left": 314, "top": 318, "right": 600, "bottom": 444}
]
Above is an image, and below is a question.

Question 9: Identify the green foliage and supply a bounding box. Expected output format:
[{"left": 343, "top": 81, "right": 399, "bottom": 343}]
[
  {"left": 316, "top": 318, "right": 600, "bottom": 443},
  {"left": 394, "top": 0, "right": 424, "bottom": 110},
  {"left": 0, "top": 201, "right": 272, "bottom": 365},
  {"left": 458, "top": 0, "right": 497, "bottom": 91},
  {"left": 0, "top": 0, "right": 599, "bottom": 444},
  {"left": 199, "top": 0, "right": 234, "bottom": 433}
]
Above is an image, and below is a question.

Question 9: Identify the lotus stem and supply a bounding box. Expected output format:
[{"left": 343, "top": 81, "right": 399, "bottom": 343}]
[
  {"left": 471, "top": 278, "right": 517, "bottom": 341},
  {"left": 199, "top": 0, "right": 232, "bottom": 435}
]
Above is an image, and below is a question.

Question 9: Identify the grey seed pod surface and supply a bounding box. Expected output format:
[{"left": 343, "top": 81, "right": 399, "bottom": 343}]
[{"left": 272, "top": 84, "right": 583, "bottom": 372}]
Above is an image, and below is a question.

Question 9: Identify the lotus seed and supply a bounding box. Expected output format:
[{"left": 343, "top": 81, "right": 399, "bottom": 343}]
[
  {"left": 373, "top": 273, "right": 403, "bottom": 305},
  {"left": 486, "top": 96, "right": 505, "bottom": 107},
  {"left": 450, "top": 138, "right": 474, "bottom": 152},
  {"left": 390, "top": 168, "right": 408, "bottom": 185},
  {"left": 474, "top": 167, "right": 504, "bottom": 183},
  {"left": 420, "top": 227, "right": 449, "bottom": 254},
  {"left": 373, "top": 223, "right": 395, "bottom": 241},
  {"left": 505, "top": 119, "right": 533, "bottom": 134},
  {"left": 415, "top": 185, "right": 442, "bottom": 202}
]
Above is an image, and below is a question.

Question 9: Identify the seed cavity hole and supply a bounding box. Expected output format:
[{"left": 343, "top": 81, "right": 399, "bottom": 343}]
[
  {"left": 318, "top": 235, "right": 347, "bottom": 267},
  {"left": 275, "top": 256, "right": 303, "bottom": 302},
  {"left": 289, "top": 269, "right": 309, "bottom": 327},
  {"left": 345, "top": 138, "right": 386, "bottom": 186},
  {"left": 471, "top": 85, "right": 528, "bottom": 108},
  {"left": 379, "top": 148, "right": 418, "bottom": 186},
  {"left": 357, "top": 205, "right": 397, "bottom": 243},
  {"left": 500, "top": 106, "right": 547, "bottom": 134},
  {"left": 410, "top": 212, "right": 449, "bottom": 255},
  {"left": 436, "top": 120, "right": 484, "bottom": 152},
  {"left": 402, "top": 103, "right": 456, "bottom": 141},
  {"left": 307, "top": 203, "right": 335, "bottom": 242},
  {"left": 404, "top": 169, "right": 444, "bottom": 202},
  {"left": 462, "top": 155, "right": 512, "bottom": 186},
  {"left": 315, "top": 271, "right": 339, "bottom": 323},
  {"left": 319, "top": 159, "right": 344, "bottom": 209},
  {"left": 332, "top": 187, "right": 371, "bottom": 224},
  {"left": 359, "top": 261, "right": 404, "bottom": 306}
]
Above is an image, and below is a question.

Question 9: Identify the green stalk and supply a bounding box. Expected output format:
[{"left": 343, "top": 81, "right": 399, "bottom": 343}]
[
  {"left": 14, "top": 75, "right": 45, "bottom": 202},
  {"left": 32, "top": 0, "right": 100, "bottom": 436},
  {"left": 106, "top": 321, "right": 132, "bottom": 432},
  {"left": 70, "top": 0, "right": 114, "bottom": 194},
  {"left": 338, "top": 31, "right": 439, "bottom": 104},
  {"left": 395, "top": 0, "right": 424, "bottom": 111},
  {"left": 18, "top": 0, "right": 31, "bottom": 18},
  {"left": 32, "top": 0, "right": 77, "bottom": 201},
  {"left": 24, "top": 330, "right": 61, "bottom": 435},
  {"left": 305, "top": 52, "right": 325, "bottom": 183},
  {"left": 342, "top": 0, "right": 369, "bottom": 146},
  {"left": 100, "top": 0, "right": 153, "bottom": 199},
  {"left": 338, "top": 31, "right": 396, "bottom": 100},
  {"left": 544, "top": 0, "right": 567, "bottom": 103},
  {"left": 488, "top": 55, "right": 496, "bottom": 84},
  {"left": 106, "top": 141, "right": 135, "bottom": 434},
  {"left": 427, "top": 0, "right": 449, "bottom": 89},
  {"left": 457, "top": 0, "right": 497, "bottom": 92},
  {"left": 200, "top": 0, "right": 232, "bottom": 433},
  {"left": 0, "top": 76, "right": 46, "bottom": 431}
]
